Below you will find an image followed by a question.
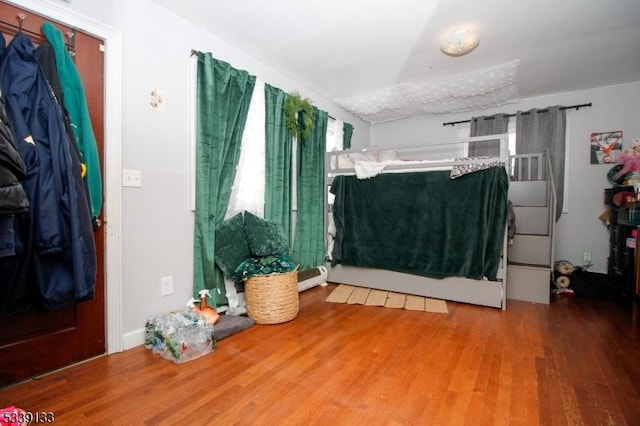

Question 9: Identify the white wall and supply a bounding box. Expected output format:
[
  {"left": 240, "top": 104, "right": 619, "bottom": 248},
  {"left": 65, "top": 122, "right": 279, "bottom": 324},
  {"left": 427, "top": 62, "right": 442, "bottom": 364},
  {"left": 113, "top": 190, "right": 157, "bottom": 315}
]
[
  {"left": 371, "top": 81, "right": 640, "bottom": 274},
  {"left": 21, "top": 0, "right": 369, "bottom": 345}
]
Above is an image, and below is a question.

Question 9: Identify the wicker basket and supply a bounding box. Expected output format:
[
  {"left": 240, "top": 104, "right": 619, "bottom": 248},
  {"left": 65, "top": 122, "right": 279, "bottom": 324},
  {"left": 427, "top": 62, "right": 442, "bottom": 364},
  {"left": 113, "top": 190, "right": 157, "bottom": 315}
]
[{"left": 245, "top": 270, "right": 299, "bottom": 324}]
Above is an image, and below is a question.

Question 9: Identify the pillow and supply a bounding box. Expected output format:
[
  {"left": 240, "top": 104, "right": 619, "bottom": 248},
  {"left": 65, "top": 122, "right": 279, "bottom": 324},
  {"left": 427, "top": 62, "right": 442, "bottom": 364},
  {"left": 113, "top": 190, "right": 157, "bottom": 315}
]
[
  {"left": 243, "top": 211, "right": 290, "bottom": 257},
  {"left": 337, "top": 153, "right": 354, "bottom": 169},
  {"left": 214, "top": 213, "right": 251, "bottom": 277}
]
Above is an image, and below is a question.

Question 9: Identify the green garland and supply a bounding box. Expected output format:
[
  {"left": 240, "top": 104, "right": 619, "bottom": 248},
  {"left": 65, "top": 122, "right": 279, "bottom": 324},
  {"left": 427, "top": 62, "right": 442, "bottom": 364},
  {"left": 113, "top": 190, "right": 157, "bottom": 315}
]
[{"left": 284, "top": 92, "right": 315, "bottom": 140}]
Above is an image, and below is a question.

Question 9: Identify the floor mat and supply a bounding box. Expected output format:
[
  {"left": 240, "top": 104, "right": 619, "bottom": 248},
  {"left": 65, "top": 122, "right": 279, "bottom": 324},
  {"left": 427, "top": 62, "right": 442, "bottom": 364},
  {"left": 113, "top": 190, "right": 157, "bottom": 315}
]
[{"left": 326, "top": 284, "right": 448, "bottom": 314}]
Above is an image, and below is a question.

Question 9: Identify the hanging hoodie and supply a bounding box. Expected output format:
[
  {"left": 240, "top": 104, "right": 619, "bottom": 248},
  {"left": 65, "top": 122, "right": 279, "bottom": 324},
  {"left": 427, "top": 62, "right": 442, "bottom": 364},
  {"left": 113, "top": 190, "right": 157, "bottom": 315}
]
[
  {"left": 41, "top": 22, "right": 102, "bottom": 224},
  {"left": 0, "top": 32, "right": 96, "bottom": 314}
]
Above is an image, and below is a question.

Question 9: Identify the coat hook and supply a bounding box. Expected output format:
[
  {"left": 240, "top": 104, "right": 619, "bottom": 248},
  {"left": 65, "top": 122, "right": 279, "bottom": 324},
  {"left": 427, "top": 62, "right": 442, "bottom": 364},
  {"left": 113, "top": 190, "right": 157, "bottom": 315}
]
[
  {"left": 67, "top": 30, "right": 76, "bottom": 57},
  {"left": 17, "top": 13, "right": 25, "bottom": 32}
]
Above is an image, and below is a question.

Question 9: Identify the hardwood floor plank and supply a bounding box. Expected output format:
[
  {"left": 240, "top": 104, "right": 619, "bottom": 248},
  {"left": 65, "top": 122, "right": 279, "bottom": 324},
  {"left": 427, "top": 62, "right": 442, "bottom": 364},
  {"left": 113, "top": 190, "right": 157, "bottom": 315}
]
[{"left": 1, "top": 286, "right": 639, "bottom": 424}]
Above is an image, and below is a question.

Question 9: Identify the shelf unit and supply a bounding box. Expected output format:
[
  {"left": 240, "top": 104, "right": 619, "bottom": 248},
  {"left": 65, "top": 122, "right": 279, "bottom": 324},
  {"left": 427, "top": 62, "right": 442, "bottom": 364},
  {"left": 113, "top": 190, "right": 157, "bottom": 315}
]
[{"left": 606, "top": 186, "right": 639, "bottom": 315}]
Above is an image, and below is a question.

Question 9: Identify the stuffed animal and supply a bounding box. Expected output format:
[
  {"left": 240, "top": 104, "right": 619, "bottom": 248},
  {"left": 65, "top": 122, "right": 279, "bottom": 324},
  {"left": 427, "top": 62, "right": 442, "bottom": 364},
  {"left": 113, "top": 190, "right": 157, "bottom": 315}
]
[
  {"left": 613, "top": 145, "right": 640, "bottom": 181},
  {"left": 552, "top": 260, "right": 575, "bottom": 294}
]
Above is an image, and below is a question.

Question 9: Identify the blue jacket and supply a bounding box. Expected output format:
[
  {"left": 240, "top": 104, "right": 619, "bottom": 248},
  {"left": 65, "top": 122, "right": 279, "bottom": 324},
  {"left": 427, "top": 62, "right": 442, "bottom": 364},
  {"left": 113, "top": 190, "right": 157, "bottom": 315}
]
[{"left": 0, "top": 32, "right": 96, "bottom": 313}]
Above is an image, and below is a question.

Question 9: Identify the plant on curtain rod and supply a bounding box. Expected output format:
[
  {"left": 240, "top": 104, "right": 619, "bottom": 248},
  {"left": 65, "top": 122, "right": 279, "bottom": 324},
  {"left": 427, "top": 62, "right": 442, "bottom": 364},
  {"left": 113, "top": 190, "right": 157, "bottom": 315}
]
[{"left": 284, "top": 91, "right": 315, "bottom": 140}]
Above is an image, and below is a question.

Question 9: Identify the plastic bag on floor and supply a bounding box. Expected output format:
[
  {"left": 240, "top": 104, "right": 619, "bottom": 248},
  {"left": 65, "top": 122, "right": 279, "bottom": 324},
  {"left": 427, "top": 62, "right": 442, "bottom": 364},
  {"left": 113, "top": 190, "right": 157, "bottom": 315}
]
[{"left": 144, "top": 308, "right": 215, "bottom": 364}]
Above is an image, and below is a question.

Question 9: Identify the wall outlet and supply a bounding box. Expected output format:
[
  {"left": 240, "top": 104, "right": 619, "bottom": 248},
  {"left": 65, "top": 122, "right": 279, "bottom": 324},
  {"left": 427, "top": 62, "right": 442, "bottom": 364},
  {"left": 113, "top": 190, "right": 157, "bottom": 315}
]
[
  {"left": 582, "top": 251, "right": 592, "bottom": 263},
  {"left": 122, "top": 169, "right": 142, "bottom": 188},
  {"left": 160, "top": 276, "right": 173, "bottom": 296}
]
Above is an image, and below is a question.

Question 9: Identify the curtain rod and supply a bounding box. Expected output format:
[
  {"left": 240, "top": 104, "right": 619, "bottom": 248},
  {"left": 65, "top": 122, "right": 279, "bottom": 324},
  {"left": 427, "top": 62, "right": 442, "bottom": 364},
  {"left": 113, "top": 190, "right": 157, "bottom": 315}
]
[
  {"left": 189, "top": 48, "right": 344, "bottom": 122},
  {"left": 442, "top": 103, "right": 592, "bottom": 127}
]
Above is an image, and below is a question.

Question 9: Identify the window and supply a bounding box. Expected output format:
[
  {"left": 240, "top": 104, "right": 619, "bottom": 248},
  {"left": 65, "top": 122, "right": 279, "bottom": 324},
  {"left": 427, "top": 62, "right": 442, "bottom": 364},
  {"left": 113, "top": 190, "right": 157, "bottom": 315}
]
[
  {"left": 458, "top": 114, "right": 569, "bottom": 213},
  {"left": 326, "top": 117, "right": 344, "bottom": 152}
]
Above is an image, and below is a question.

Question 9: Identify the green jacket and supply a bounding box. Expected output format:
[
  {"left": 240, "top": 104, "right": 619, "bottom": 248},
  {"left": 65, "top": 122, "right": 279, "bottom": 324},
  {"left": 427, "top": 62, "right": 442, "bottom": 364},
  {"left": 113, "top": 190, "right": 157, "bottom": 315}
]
[{"left": 41, "top": 22, "right": 102, "bottom": 220}]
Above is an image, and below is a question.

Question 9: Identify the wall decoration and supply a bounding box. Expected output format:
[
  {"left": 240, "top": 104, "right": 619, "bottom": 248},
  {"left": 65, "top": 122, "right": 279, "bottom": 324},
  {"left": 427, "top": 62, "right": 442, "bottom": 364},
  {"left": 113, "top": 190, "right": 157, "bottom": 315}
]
[
  {"left": 590, "top": 130, "right": 622, "bottom": 164},
  {"left": 150, "top": 88, "right": 165, "bottom": 111},
  {"left": 284, "top": 92, "right": 314, "bottom": 140}
]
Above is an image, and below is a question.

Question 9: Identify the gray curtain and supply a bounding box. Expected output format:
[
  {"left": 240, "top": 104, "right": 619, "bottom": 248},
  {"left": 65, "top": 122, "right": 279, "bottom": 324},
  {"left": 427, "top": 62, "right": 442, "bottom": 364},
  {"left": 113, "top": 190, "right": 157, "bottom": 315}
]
[
  {"left": 516, "top": 106, "right": 566, "bottom": 221},
  {"left": 469, "top": 113, "right": 510, "bottom": 156}
]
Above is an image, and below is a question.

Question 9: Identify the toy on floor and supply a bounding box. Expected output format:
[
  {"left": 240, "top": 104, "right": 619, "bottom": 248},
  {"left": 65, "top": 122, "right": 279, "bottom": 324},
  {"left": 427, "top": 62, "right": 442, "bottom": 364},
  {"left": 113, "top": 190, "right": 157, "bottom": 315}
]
[{"left": 552, "top": 260, "right": 576, "bottom": 296}]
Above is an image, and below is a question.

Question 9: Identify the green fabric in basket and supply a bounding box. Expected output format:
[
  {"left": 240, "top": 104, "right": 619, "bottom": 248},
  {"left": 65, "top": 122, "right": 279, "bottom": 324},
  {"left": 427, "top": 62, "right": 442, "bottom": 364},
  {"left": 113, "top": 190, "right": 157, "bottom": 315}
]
[{"left": 232, "top": 255, "right": 297, "bottom": 283}]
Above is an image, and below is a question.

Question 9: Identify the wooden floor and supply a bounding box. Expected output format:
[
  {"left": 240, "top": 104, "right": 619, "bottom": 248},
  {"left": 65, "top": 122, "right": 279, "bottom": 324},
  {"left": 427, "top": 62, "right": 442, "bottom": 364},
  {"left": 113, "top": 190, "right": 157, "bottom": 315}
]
[{"left": 1, "top": 284, "right": 639, "bottom": 425}]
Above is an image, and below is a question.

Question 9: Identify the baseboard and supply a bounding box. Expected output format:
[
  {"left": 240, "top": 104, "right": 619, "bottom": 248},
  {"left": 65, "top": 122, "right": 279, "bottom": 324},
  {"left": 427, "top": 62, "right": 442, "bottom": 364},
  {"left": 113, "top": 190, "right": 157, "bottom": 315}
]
[{"left": 123, "top": 328, "right": 145, "bottom": 350}]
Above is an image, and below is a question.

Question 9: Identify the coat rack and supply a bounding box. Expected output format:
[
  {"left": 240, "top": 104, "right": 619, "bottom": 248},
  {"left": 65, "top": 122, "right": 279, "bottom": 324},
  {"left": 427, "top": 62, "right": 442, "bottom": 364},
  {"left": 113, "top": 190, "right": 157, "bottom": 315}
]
[{"left": 0, "top": 13, "right": 77, "bottom": 58}]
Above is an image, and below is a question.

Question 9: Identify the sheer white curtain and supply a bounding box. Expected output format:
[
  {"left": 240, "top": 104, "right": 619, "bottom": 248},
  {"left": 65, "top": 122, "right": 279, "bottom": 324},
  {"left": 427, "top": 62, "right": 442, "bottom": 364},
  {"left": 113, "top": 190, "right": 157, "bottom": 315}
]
[
  {"left": 325, "top": 117, "right": 343, "bottom": 259},
  {"left": 223, "top": 80, "right": 265, "bottom": 314},
  {"left": 225, "top": 79, "right": 266, "bottom": 219},
  {"left": 326, "top": 117, "right": 344, "bottom": 152}
]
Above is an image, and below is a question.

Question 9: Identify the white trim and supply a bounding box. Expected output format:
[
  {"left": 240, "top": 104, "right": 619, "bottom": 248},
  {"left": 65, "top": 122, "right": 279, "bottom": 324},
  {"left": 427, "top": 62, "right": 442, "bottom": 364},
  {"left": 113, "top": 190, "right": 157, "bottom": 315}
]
[
  {"left": 9, "top": 0, "right": 124, "bottom": 354},
  {"left": 189, "top": 53, "right": 197, "bottom": 212},
  {"left": 103, "top": 30, "right": 124, "bottom": 355},
  {"left": 123, "top": 328, "right": 145, "bottom": 350}
]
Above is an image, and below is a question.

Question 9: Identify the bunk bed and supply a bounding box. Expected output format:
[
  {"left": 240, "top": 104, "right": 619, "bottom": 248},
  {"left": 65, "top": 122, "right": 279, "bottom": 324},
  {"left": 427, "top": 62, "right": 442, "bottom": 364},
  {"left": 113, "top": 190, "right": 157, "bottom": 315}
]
[{"left": 324, "top": 135, "right": 511, "bottom": 309}]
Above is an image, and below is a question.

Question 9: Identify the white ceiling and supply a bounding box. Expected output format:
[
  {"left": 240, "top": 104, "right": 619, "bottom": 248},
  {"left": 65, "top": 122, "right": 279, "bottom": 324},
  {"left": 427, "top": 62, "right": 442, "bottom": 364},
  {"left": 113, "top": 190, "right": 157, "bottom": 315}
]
[{"left": 154, "top": 0, "right": 640, "bottom": 123}]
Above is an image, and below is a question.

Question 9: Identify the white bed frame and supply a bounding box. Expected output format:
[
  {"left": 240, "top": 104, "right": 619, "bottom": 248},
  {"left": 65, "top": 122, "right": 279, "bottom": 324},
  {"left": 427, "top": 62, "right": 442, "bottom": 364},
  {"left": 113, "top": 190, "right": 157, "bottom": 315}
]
[{"left": 324, "top": 135, "right": 510, "bottom": 310}]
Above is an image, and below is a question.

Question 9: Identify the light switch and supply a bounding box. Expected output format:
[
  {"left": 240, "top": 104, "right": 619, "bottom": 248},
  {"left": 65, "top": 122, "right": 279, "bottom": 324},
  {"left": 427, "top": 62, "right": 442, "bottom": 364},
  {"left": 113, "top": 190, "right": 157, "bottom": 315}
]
[{"left": 160, "top": 276, "right": 174, "bottom": 296}]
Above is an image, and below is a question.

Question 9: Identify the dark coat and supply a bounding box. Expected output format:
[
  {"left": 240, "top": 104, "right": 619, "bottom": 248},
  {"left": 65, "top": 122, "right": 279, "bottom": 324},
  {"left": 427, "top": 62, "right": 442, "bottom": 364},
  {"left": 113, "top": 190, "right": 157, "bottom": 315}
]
[
  {"left": 0, "top": 32, "right": 96, "bottom": 313},
  {"left": 0, "top": 89, "right": 29, "bottom": 259},
  {"left": 0, "top": 92, "right": 28, "bottom": 215}
]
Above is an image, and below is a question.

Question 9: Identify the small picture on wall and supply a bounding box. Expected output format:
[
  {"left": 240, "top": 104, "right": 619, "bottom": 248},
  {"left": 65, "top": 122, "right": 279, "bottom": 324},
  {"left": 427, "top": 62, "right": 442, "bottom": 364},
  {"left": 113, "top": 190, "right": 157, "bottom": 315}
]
[{"left": 590, "top": 130, "right": 622, "bottom": 164}]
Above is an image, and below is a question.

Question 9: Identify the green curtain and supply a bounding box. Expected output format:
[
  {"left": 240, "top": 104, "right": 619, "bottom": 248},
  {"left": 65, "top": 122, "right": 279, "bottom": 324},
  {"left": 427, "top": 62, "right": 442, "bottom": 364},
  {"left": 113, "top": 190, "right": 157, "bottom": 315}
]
[
  {"left": 292, "top": 108, "right": 328, "bottom": 269},
  {"left": 193, "top": 53, "right": 256, "bottom": 307},
  {"left": 343, "top": 122, "right": 354, "bottom": 149},
  {"left": 264, "top": 84, "right": 293, "bottom": 244}
]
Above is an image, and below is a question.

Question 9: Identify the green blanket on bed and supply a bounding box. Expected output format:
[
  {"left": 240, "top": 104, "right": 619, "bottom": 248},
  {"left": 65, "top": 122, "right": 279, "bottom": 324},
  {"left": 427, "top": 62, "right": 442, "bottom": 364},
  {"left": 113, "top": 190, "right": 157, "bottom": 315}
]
[{"left": 330, "top": 167, "right": 508, "bottom": 281}]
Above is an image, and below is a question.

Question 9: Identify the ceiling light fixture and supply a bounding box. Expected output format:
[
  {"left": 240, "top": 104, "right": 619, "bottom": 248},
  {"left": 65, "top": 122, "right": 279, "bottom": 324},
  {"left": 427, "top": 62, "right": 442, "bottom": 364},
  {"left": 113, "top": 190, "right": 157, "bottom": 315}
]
[{"left": 441, "top": 29, "right": 480, "bottom": 57}]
